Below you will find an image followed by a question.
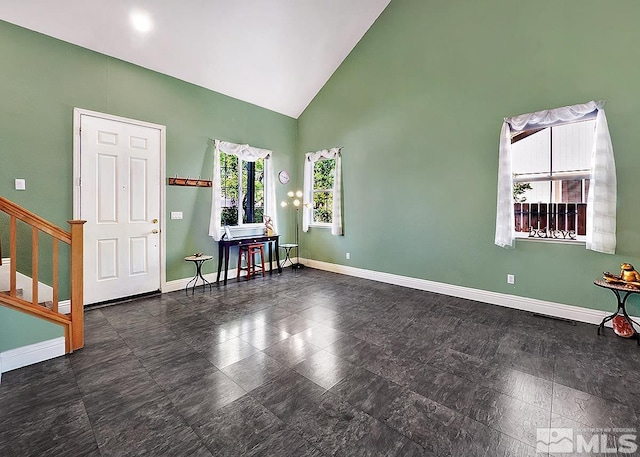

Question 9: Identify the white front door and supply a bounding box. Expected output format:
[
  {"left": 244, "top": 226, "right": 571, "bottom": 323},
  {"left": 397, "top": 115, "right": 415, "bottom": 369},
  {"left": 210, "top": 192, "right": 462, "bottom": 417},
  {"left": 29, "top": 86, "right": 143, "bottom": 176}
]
[{"left": 80, "top": 114, "right": 162, "bottom": 304}]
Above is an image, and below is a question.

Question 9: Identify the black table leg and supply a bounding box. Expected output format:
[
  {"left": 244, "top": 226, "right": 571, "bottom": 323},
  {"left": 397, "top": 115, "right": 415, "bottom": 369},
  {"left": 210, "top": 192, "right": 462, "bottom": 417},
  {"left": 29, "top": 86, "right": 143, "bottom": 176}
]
[
  {"left": 275, "top": 239, "right": 282, "bottom": 273},
  {"left": 598, "top": 310, "right": 619, "bottom": 335},
  {"left": 598, "top": 288, "right": 640, "bottom": 344},
  {"left": 186, "top": 260, "right": 212, "bottom": 295},
  {"left": 223, "top": 246, "right": 230, "bottom": 285},
  {"left": 216, "top": 243, "right": 224, "bottom": 284}
]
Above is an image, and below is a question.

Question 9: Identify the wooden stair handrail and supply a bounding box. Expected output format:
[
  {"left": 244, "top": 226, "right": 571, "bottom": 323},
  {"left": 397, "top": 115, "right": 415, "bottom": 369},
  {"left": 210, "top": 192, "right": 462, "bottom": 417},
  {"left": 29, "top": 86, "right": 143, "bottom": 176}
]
[
  {"left": 0, "top": 196, "right": 85, "bottom": 353},
  {"left": 0, "top": 196, "right": 71, "bottom": 244}
]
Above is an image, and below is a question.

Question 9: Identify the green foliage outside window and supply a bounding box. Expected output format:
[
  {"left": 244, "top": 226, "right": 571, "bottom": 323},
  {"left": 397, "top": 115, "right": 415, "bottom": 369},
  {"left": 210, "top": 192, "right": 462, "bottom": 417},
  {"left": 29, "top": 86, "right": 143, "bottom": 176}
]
[
  {"left": 313, "top": 159, "right": 335, "bottom": 223},
  {"left": 513, "top": 182, "right": 533, "bottom": 203},
  {"left": 220, "top": 152, "right": 264, "bottom": 226},
  {"left": 220, "top": 152, "right": 238, "bottom": 226},
  {"left": 242, "top": 159, "right": 264, "bottom": 224}
]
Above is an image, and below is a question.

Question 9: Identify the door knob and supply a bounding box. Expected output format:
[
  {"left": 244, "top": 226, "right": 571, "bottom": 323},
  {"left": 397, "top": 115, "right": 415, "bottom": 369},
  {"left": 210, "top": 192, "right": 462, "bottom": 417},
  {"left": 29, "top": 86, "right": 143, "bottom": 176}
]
[
  {"left": 152, "top": 229, "right": 159, "bottom": 234},
  {"left": 152, "top": 218, "right": 158, "bottom": 224}
]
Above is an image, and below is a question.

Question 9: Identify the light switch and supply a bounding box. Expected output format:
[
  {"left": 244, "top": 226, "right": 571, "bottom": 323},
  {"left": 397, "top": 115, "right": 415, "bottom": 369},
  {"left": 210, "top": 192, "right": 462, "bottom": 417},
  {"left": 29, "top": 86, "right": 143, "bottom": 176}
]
[
  {"left": 171, "top": 211, "right": 183, "bottom": 220},
  {"left": 15, "top": 179, "right": 26, "bottom": 190}
]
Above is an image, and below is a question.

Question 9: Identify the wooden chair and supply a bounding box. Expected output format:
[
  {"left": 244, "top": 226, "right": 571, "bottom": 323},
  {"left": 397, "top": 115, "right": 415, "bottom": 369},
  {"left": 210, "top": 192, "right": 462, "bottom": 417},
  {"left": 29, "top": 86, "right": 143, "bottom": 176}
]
[{"left": 237, "top": 243, "right": 266, "bottom": 281}]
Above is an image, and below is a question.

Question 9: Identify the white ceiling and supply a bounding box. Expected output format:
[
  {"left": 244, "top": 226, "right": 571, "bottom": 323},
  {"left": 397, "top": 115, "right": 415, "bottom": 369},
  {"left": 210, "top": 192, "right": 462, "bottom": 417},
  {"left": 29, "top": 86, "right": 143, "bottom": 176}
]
[{"left": 0, "top": 0, "right": 391, "bottom": 118}]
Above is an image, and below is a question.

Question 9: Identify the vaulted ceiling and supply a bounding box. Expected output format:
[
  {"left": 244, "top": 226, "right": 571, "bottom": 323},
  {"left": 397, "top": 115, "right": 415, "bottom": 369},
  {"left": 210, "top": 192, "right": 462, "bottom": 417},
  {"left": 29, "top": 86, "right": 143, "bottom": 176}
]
[{"left": 0, "top": 0, "right": 391, "bottom": 118}]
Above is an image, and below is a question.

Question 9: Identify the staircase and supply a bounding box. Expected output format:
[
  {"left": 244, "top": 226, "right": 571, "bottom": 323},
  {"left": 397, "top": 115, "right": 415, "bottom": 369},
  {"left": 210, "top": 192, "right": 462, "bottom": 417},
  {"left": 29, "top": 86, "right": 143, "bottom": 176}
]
[
  {"left": 0, "top": 196, "right": 85, "bottom": 353},
  {"left": 0, "top": 285, "right": 54, "bottom": 311}
]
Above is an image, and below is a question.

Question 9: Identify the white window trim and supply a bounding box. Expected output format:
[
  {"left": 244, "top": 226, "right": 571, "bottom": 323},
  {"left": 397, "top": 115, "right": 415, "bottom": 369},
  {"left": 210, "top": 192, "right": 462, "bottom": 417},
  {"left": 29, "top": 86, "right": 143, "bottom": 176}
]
[
  {"left": 515, "top": 232, "right": 586, "bottom": 243},
  {"left": 309, "top": 221, "right": 332, "bottom": 229}
]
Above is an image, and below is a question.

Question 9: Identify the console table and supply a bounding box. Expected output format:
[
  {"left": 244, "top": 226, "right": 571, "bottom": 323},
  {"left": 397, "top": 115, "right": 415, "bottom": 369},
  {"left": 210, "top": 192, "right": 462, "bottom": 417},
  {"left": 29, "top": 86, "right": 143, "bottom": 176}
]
[
  {"left": 594, "top": 279, "right": 640, "bottom": 345},
  {"left": 216, "top": 234, "right": 281, "bottom": 285}
]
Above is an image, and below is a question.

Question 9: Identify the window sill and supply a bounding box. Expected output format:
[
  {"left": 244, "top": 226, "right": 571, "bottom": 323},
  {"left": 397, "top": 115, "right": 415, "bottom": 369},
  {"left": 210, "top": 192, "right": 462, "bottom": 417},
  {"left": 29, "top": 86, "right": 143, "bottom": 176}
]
[
  {"left": 515, "top": 233, "right": 586, "bottom": 245},
  {"left": 226, "top": 224, "right": 265, "bottom": 238},
  {"left": 308, "top": 223, "right": 331, "bottom": 229}
]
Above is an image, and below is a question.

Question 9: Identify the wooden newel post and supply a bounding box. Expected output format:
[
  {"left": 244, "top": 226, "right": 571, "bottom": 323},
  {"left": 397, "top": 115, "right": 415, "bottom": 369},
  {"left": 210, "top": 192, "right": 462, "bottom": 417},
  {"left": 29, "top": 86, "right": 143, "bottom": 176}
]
[{"left": 68, "top": 220, "right": 86, "bottom": 351}]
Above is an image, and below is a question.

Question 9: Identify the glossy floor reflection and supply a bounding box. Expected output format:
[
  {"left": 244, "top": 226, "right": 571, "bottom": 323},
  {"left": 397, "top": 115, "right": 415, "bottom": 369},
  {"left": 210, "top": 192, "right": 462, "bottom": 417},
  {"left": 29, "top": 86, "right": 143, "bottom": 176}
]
[{"left": 1, "top": 268, "right": 639, "bottom": 456}]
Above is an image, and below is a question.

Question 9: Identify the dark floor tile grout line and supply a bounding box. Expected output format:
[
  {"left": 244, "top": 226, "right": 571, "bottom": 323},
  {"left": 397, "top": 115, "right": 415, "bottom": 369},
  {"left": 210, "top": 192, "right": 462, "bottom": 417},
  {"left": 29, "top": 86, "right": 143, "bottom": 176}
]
[
  {"left": 98, "top": 311, "right": 245, "bottom": 457},
  {"left": 69, "top": 357, "right": 106, "bottom": 456}
]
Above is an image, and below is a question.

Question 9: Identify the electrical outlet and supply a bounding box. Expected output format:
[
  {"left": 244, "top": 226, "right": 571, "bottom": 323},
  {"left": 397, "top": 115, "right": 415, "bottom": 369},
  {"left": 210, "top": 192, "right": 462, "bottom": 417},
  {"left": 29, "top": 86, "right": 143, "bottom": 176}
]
[
  {"left": 346, "top": 252, "right": 351, "bottom": 260},
  {"left": 171, "top": 211, "right": 183, "bottom": 220},
  {"left": 507, "top": 274, "right": 515, "bottom": 285},
  {"left": 15, "top": 178, "right": 26, "bottom": 190}
]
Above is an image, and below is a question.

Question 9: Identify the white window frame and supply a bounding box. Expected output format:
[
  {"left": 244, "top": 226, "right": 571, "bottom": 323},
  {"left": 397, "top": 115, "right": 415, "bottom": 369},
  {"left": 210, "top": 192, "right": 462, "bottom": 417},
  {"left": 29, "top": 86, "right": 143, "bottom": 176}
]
[
  {"left": 511, "top": 119, "right": 594, "bottom": 243},
  {"left": 302, "top": 147, "right": 343, "bottom": 236},
  {"left": 309, "top": 158, "right": 335, "bottom": 228},
  {"left": 220, "top": 154, "right": 266, "bottom": 229}
]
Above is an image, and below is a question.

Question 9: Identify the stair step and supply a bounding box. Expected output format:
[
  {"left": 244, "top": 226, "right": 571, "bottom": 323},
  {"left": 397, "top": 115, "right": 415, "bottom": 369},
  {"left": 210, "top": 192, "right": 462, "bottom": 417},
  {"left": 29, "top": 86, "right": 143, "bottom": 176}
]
[
  {"left": 1, "top": 288, "right": 23, "bottom": 297},
  {"left": 1, "top": 289, "right": 52, "bottom": 309}
]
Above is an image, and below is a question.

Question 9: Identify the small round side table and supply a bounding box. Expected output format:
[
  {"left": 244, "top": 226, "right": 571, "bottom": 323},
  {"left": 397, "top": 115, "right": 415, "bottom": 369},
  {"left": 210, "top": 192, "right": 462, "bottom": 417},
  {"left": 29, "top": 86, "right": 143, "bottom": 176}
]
[
  {"left": 184, "top": 254, "right": 213, "bottom": 295},
  {"left": 279, "top": 243, "right": 298, "bottom": 268},
  {"left": 594, "top": 279, "right": 640, "bottom": 345}
]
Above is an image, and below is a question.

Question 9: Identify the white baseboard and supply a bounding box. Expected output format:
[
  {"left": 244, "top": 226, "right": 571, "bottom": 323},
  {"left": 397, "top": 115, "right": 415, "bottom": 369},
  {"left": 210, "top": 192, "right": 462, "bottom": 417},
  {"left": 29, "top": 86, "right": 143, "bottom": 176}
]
[
  {"left": 0, "top": 258, "right": 10, "bottom": 291},
  {"left": 165, "top": 271, "right": 227, "bottom": 293},
  {"left": 58, "top": 300, "right": 71, "bottom": 315},
  {"left": 161, "top": 255, "right": 630, "bottom": 328},
  {"left": 301, "top": 258, "right": 628, "bottom": 328},
  {"left": 0, "top": 337, "right": 66, "bottom": 384},
  {"left": 164, "top": 262, "right": 276, "bottom": 293}
]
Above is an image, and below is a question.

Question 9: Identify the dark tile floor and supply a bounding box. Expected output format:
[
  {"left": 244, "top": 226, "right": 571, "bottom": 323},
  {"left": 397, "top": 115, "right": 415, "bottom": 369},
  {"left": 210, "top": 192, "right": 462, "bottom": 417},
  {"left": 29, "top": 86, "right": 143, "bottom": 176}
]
[{"left": 1, "top": 269, "right": 639, "bottom": 456}]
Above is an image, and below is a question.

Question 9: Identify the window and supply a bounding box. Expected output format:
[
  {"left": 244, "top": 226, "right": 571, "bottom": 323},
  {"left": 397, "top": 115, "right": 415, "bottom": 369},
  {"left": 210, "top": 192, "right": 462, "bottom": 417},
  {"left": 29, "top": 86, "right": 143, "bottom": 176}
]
[
  {"left": 511, "top": 119, "right": 595, "bottom": 240},
  {"left": 220, "top": 152, "right": 264, "bottom": 226},
  {"left": 311, "top": 158, "right": 335, "bottom": 224},
  {"left": 495, "top": 101, "right": 617, "bottom": 254},
  {"left": 302, "top": 147, "right": 343, "bottom": 236},
  {"left": 209, "top": 139, "right": 276, "bottom": 242}
]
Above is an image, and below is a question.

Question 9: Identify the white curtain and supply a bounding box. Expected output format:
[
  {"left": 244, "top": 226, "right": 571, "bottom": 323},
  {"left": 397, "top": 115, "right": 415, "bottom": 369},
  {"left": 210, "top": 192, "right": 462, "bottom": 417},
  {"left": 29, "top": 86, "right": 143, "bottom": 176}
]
[
  {"left": 495, "top": 122, "right": 515, "bottom": 248},
  {"left": 495, "top": 100, "right": 617, "bottom": 253},
  {"left": 586, "top": 109, "right": 617, "bottom": 254},
  {"left": 302, "top": 147, "right": 343, "bottom": 235},
  {"left": 208, "top": 139, "right": 277, "bottom": 241}
]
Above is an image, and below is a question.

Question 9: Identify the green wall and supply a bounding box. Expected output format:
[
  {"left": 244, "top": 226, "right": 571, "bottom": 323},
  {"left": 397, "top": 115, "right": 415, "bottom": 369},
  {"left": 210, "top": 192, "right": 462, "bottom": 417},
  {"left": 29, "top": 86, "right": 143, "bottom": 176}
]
[
  {"left": 0, "top": 309, "right": 63, "bottom": 352},
  {"left": 0, "top": 20, "right": 297, "bottom": 351},
  {"left": 4, "top": 1, "right": 640, "bottom": 353},
  {"left": 297, "top": 0, "right": 640, "bottom": 315}
]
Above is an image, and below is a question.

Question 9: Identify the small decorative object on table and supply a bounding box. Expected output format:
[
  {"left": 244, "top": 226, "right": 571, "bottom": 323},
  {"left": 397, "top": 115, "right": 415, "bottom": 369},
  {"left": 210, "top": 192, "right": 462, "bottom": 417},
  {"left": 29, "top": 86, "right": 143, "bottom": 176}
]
[
  {"left": 264, "top": 215, "right": 275, "bottom": 236},
  {"left": 603, "top": 263, "right": 640, "bottom": 288},
  {"left": 612, "top": 315, "right": 635, "bottom": 338}
]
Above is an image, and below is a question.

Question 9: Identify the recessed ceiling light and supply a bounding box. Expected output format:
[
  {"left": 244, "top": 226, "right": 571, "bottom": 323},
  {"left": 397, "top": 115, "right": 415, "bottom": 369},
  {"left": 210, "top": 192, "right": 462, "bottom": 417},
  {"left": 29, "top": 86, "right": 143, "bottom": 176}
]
[{"left": 130, "top": 11, "right": 153, "bottom": 33}]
